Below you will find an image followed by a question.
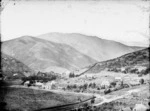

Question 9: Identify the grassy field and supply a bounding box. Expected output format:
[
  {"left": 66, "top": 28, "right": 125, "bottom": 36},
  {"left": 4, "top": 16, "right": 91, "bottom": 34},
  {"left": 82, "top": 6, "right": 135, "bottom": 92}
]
[{"left": 0, "top": 87, "right": 91, "bottom": 111}]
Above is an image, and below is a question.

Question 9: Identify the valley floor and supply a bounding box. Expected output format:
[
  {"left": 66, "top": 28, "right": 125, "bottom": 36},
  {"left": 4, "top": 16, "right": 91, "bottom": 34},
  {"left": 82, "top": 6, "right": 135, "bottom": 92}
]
[{"left": 1, "top": 71, "right": 149, "bottom": 111}]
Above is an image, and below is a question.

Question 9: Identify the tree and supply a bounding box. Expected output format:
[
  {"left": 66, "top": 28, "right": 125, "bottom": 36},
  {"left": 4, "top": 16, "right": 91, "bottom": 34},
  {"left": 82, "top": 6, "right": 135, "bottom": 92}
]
[
  {"left": 139, "top": 78, "right": 144, "bottom": 84},
  {"left": 69, "top": 72, "right": 75, "bottom": 78}
]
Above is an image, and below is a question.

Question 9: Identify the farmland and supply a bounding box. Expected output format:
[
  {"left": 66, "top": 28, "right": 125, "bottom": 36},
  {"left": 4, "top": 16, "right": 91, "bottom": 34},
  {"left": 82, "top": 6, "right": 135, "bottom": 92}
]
[{"left": 0, "top": 87, "right": 92, "bottom": 111}]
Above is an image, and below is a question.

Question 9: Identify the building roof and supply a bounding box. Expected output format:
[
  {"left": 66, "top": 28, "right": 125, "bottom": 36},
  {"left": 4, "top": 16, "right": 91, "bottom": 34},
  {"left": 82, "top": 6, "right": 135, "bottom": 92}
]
[
  {"left": 133, "top": 104, "right": 147, "bottom": 111},
  {"left": 101, "top": 81, "right": 110, "bottom": 86},
  {"left": 24, "top": 81, "right": 30, "bottom": 84},
  {"left": 122, "top": 107, "right": 132, "bottom": 111},
  {"left": 35, "top": 82, "right": 43, "bottom": 86}
]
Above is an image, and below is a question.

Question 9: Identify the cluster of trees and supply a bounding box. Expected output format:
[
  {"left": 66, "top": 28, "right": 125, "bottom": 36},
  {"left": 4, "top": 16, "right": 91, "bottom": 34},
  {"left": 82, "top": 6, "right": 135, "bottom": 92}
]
[
  {"left": 21, "top": 71, "right": 58, "bottom": 83},
  {"left": 66, "top": 82, "right": 98, "bottom": 92},
  {"left": 69, "top": 72, "right": 75, "bottom": 78}
]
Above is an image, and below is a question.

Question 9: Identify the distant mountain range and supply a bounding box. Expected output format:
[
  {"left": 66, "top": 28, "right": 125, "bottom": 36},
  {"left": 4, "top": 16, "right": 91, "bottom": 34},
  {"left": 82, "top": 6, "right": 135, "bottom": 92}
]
[
  {"left": 2, "top": 36, "right": 97, "bottom": 73},
  {"left": 2, "top": 33, "right": 146, "bottom": 74},
  {"left": 84, "top": 47, "right": 149, "bottom": 74},
  {"left": 38, "top": 33, "right": 144, "bottom": 61}
]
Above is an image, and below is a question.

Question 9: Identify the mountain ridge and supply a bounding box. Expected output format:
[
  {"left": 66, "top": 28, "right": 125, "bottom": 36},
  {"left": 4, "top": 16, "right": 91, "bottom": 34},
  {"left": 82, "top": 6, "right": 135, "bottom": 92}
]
[
  {"left": 38, "top": 32, "right": 145, "bottom": 62},
  {"left": 2, "top": 36, "right": 97, "bottom": 73}
]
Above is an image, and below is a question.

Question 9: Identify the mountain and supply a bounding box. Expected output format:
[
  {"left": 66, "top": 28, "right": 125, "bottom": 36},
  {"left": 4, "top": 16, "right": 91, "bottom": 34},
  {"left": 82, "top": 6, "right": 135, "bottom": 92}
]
[
  {"left": 2, "top": 36, "right": 97, "bottom": 73},
  {"left": 38, "top": 32, "right": 144, "bottom": 61},
  {"left": 84, "top": 47, "right": 150, "bottom": 74},
  {"left": 1, "top": 53, "right": 34, "bottom": 78}
]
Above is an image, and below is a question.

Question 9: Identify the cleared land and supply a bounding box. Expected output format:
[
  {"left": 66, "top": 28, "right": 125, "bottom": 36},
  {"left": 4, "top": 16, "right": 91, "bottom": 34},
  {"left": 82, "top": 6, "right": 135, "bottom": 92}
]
[{"left": 0, "top": 87, "right": 92, "bottom": 111}]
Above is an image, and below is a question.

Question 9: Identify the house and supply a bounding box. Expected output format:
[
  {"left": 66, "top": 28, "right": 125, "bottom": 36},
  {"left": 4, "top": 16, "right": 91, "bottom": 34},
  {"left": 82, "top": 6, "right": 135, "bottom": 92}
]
[
  {"left": 64, "top": 71, "right": 71, "bottom": 75},
  {"left": 24, "top": 81, "right": 30, "bottom": 86},
  {"left": 101, "top": 80, "right": 110, "bottom": 88},
  {"left": 35, "top": 82, "right": 44, "bottom": 88},
  {"left": 115, "top": 77, "right": 123, "bottom": 82},
  {"left": 120, "top": 107, "right": 132, "bottom": 111},
  {"left": 13, "top": 73, "right": 18, "bottom": 76},
  {"left": 133, "top": 103, "right": 147, "bottom": 111},
  {"left": 42, "top": 81, "right": 56, "bottom": 90}
]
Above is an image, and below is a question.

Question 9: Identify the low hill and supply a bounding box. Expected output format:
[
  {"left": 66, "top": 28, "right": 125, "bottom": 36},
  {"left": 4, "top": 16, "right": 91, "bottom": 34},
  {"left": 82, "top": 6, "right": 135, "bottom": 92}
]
[
  {"left": 85, "top": 47, "right": 150, "bottom": 74},
  {"left": 1, "top": 53, "right": 34, "bottom": 78},
  {"left": 2, "top": 36, "right": 97, "bottom": 73},
  {"left": 38, "top": 32, "right": 144, "bottom": 61}
]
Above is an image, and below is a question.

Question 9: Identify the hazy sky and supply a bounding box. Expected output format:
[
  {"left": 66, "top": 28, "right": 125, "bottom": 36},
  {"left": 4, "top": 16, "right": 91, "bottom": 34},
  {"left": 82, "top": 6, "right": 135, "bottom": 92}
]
[{"left": 1, "top": 0, "right": 150, "bottom": 47}]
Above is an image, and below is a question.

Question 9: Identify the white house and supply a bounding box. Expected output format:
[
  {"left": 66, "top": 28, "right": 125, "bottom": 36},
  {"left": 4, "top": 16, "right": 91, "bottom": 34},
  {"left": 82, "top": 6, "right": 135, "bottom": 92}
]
[
  {"left": 35, "top": 82, "right": 44, "bottom": 88},
  {"left": 42, "top": 81, "right": 56, "bottom": 90},
  {"left": 115, "top": 77, "right": 123, "bottom": 82},
  {"left": 24, "top": 81, "right": 30, "bottom": 86},
  {"left": 13, "top": 73, "right": 18, "bottom": 76},
  {"left": 133, "top": 103, "right": 147, "bottom": 111},
  {"left": 101, "top": 80, "right": 110, "bottom": 88},
  {"left": 64, "top": 71, "right": 71, "bottom": 75}
]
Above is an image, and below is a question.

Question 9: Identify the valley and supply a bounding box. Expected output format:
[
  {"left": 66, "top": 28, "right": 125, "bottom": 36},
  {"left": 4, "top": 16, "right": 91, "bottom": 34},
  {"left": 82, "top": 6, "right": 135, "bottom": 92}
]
[{"left": 1, "top": 34, "right": 149, "bottom": 111}]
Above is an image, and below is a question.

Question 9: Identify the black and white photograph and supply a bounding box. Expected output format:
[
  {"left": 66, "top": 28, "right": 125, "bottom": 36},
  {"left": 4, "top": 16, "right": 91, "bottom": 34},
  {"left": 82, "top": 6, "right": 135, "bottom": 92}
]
[{"left": 0, "top": 0, "right": 150, "bottom": 111}]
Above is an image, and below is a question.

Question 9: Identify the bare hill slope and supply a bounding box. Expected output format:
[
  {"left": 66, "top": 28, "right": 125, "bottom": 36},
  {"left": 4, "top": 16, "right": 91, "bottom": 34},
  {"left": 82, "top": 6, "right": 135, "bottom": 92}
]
[
  {"left": 38, "top": 33, "right": 144, "bottom": 61},
  {"left": 2, "top": 36, "right": 97, "bottom": 73}
]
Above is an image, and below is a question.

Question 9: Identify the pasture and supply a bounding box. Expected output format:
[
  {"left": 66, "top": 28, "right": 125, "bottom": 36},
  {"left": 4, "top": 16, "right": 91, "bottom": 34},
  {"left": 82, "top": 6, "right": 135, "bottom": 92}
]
[{"left": 0, "top": 87, "right": 91, "bottom": 111}]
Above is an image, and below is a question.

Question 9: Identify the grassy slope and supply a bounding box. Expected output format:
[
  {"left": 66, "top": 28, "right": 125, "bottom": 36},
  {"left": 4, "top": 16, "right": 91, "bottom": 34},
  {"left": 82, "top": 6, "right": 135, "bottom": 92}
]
[
  {"left": 2, "top": 36, "right": 97, "bottom": 73},
  {"left": 1, "top": 53, "right": 34, "bottom": 78},
  {"left": 86, "top": 47, "right": 149, "bottom": 73}
]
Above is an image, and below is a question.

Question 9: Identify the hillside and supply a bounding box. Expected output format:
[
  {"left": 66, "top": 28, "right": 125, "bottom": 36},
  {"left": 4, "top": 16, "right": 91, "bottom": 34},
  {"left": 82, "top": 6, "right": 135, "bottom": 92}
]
[
  {"left": 38, "top": 33, "right": 144, "bottom": 61},
  {"left": 1, "top": 53, "right": 34, "bottom": 78},
  {"left": 85, "top": 47, "right": 149, "bottom": 74},
  {"left": 2, "top": 36, "right": 97, "bottom": 73}
]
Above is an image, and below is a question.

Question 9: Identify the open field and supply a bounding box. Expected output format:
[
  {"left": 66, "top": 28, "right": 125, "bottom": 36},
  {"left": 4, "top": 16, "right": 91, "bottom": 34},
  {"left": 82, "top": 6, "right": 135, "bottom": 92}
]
[{"left": 0, "top": 87, "right": 92, "bottom": 111}]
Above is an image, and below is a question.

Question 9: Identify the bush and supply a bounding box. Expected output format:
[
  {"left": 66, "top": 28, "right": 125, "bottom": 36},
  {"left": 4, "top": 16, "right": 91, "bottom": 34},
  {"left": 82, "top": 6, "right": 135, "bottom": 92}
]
[
  {"left": 139, "top": 78, "right": 144, "bottom": 84},
  {"left": 69, "top": 72, "right": 75, "bottom": 78},
  {"left": 140, "top": 67, "right": 150, "bottom": 75},
  {"left": 130, "top": 68, "right": 138, "bottom": 73},
  {"left": 110, "top": 81, "right": 116, "bottom": 87}
]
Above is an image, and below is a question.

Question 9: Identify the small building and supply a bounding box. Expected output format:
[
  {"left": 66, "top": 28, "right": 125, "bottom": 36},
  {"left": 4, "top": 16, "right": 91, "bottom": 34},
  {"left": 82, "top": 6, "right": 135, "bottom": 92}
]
[
  {"left": 35, "top": 82, "right": 44, "bottom": 88},
  {"left": 24, "top": 81, "right": 30, "bottom": 86},
  {"left": 101, "top": 80, "right": 110, "bottom": 88},
  {"left": 13, "top": 73, "right": 18, "bottom": 76},
  {"left": 65, "top": 71, "right": 71, "bottom": 75},
  {"left": 120, "top": 107, "right": 132, "bottom": 111},
  {"left": 115, "top": 77, "right": 123, "bottom": 82},
  {"left": 133, "top": 103, "right": 147, "bottom": 111},
  {"left": 42, "top": 81, "right": 56, "bottom": 90}
]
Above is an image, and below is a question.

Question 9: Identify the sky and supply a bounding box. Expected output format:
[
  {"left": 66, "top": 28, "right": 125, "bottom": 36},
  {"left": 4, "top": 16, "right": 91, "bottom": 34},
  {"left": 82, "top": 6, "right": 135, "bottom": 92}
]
[{"left": 1, "top": 0, "right": 150, "bottom": 47}]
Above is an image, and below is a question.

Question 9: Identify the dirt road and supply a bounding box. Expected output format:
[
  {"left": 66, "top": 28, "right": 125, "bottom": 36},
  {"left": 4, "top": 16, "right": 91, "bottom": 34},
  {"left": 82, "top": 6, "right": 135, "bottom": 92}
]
[{"left": 94, "top": 88, "right": 141, "bottom": 106}]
